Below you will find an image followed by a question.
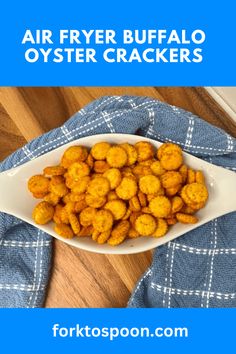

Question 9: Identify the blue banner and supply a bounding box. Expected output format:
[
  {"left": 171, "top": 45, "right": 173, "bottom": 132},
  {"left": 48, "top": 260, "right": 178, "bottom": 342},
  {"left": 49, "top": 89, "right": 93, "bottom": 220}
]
[
  {"left": 0, "top": 309, "right": 234, "bottom": 353},
  {"left": 0, "top": 0, "right": 235, "bottom": 86}
]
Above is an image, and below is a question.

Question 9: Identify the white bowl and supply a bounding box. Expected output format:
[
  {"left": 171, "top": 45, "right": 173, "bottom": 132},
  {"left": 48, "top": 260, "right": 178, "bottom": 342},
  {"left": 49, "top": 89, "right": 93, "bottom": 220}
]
[{"left": 0, "top": 133, "right": 236, "bottom": 254}]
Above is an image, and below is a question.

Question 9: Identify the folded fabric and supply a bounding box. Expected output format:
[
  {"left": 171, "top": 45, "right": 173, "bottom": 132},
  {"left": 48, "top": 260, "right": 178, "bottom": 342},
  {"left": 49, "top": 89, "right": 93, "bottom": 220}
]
[{"left": 0, "top": 95, "right": 236, "bottom": 308}]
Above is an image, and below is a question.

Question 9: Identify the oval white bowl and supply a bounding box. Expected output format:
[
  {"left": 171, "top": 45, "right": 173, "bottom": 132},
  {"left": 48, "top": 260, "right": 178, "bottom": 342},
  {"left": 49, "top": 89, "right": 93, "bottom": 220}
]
[{"left": 0, "top": 133, "right": 236, "bottom": 254}]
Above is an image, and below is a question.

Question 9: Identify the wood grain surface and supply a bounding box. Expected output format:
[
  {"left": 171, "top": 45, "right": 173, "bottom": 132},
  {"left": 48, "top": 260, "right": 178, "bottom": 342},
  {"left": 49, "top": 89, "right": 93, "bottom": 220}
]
[{"left": 0, "top": 87, "right": 235, "bottom": 308}]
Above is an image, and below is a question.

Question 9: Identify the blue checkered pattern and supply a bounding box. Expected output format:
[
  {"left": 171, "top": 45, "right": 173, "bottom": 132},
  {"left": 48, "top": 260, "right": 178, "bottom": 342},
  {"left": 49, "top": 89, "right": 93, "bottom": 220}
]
[{"left": 0, "top": 95, "right": 236, "bottom": 308}]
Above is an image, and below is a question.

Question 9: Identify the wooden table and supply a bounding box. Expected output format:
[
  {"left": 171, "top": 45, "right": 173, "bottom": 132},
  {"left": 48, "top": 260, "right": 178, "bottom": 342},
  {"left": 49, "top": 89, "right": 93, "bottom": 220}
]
[{"left": 0, "top": 87, "right": 235, "bottom": 307}]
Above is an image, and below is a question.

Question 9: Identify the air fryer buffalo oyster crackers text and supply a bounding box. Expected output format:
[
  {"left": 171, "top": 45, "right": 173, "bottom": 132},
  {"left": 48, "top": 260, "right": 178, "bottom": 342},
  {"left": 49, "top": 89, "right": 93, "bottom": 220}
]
[{"left": 27, "top": 140, "right": 209, "bottom": 246}]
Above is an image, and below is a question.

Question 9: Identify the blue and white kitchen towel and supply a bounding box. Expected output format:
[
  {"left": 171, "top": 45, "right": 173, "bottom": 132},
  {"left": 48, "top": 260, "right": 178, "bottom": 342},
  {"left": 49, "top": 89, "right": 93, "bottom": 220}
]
[{"left": 0, "top": 95, "right": 235, "bottom": 308}]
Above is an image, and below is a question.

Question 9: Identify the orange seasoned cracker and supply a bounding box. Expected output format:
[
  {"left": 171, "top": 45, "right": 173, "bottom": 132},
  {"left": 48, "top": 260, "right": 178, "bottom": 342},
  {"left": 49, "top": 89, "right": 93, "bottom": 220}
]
[
  {"left": 93, "top": 209, "right": 114, "bottom": 232},
  {"left": 107, "top": 220, "right": 130, "bottom": 246},
  {"left": 106, "top": 146, "right": 128, "bottom": 168},
  {"left": 103, "top": 168, "right": 122, "bottom": 189},
  {"left": 85, "top": 194, "right": 106, "bottom": 208},
  {"left": 176, "top": 213, "right": 198, "bottom": 224},
  {"left": 153, "top": 219, "right": 168, "bottom": 238},
  {"left": 94, "top": 160, "right": 110, "bottom": 173},
  {"left": 171, "top": 196, "right": 184, "bottom": 213},
  {"left": 28, "top": 175, "right": 50, "bottom": 197},
  {"left": 87, "top": 176, "right": 110, "bottom": 197},
  {"left": 135, "top": 141, "right": 155, "bottom": 162},
  {"left": 139, "top": 175, "right": 161, "bottom": 195},
  {"left": 80, "top": 207, "right": 97, "bottom": 227},
  {"left": 119, "top": 143, "right": 138, "bottom": 166},
  {"left": 91, "top": 142, "right": 111, "bottom": 160},
  {"left": 32, "top": 201, "right": 54, "bottom": 225},
  {"left": 149, "top": 196, "right": 171, "bottom": 218},
  {"left": 67, "top": 161, "right": 90, "bottom": 180},
  {"left": 44, "top": 165, "right": 66, "bottom": 176},
  {"left": 161, "top": 171, "right": 182, "bottom": 189},
  {"left": 129, "top": 195, "right": 141, "bottom": 212},
  {"left": 150, "top": 161, "right": 166, "bottom": 176},
  {"left": 157, "top": 143, "right": 182, "bottom": 160},
  {"left": 69, "top": 214, "right": 81, "bottom": 235},
  {"left": 105, "top": 200, "right": 127, "bottom": 220},
  {"left": 186, "top": 183, "right": 208, "bottom": 204},
  {"left": 55, "top": 223, "right": 74, "bottom": 238},
  {"left": 187, "top": 168, "right": 196, "bottom": 184},
  {"left": 135, "top": 214, "right": 156, "bottom": 236},
  {"left": 195, "top": 171, "right": 205, "bottom": 184},
  {"left": 116, "top": 177, "right": 138, "bottom": 200},
  {"left": 160, "top": 150, "right": 183, "bottom": 171},
  {"left": 61, "top": 146, "right": 88, "bottom": 168}
]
